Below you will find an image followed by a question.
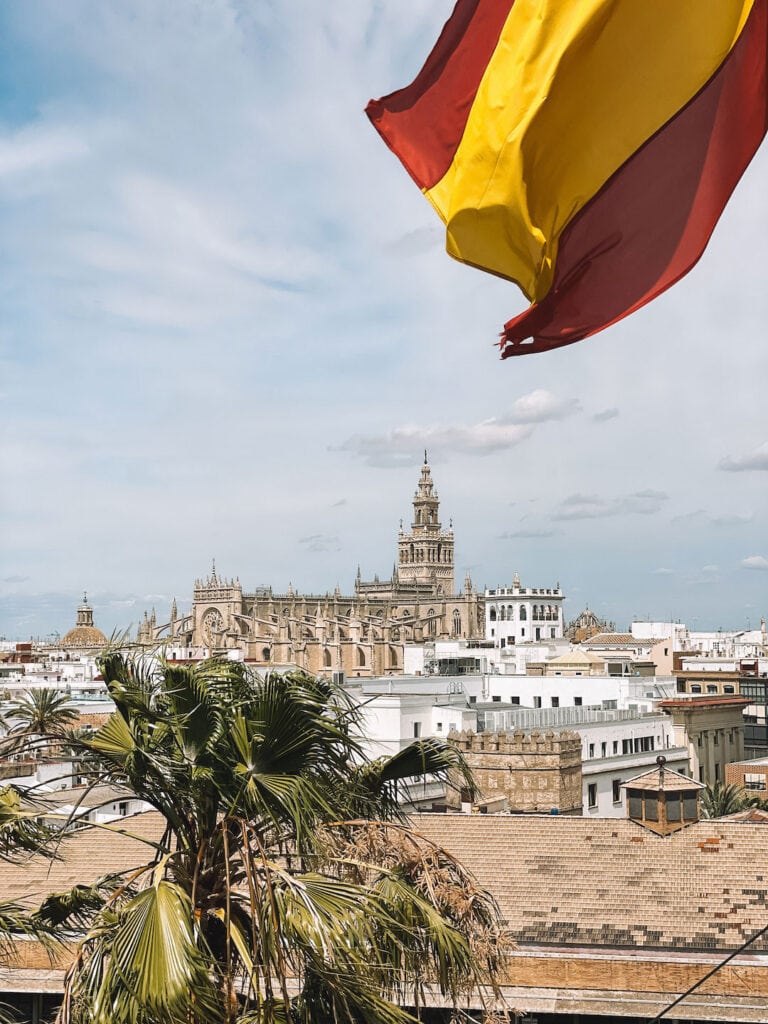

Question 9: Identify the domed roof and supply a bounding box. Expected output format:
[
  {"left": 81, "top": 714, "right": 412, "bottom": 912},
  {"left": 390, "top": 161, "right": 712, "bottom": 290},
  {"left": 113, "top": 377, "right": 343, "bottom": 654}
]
[
  {"left": 61, "top": 625, "right": 108, "bottom": 648},
  {"left": 62, "top": 593, "right": 108, "bottom": 649}
]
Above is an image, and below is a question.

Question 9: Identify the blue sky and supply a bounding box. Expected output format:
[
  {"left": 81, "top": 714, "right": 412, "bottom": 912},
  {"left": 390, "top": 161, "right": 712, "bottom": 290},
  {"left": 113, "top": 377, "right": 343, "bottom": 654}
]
[{"left": 1, "top": 0, "right": 767, "bottom": 641}]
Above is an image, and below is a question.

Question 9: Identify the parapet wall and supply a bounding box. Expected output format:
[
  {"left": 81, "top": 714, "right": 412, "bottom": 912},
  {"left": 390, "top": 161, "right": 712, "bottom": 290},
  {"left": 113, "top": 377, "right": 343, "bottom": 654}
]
[{"left": 448, "top": 729, "right": 583, "bottom": 814}]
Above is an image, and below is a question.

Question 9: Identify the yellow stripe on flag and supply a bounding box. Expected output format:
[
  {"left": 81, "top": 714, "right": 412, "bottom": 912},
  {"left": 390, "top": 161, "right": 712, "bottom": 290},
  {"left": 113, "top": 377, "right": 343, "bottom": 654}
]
[{"left": 426, "top": 0, "right": 755, "bottom": 301}]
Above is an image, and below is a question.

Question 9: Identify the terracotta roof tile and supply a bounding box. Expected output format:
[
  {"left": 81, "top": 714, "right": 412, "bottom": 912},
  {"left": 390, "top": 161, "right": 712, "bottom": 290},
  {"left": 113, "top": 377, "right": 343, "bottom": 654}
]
[{"left": 411, "top": 813, "right": 768, "bottom": 953}]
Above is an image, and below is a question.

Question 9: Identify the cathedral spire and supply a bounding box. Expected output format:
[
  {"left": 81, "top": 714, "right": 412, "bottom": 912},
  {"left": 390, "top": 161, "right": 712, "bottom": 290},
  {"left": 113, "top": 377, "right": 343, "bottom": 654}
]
[{"left": 397, "top": 459, "right": 455, "bottom": 596}]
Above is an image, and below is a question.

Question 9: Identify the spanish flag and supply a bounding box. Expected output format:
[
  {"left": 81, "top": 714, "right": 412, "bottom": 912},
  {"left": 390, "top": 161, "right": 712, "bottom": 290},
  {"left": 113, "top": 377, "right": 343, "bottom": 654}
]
[{"left": 366, "top": 0, "right": 768, "bottom": 356}]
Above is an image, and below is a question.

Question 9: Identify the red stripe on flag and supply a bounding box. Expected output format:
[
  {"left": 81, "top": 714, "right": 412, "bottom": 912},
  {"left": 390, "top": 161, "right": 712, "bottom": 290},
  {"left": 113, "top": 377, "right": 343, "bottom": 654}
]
[
  {"left": 501, "top": 0, "right": 768, "bottom": 357},
  {"left": 366, "top": 0, "right": 514, "bottom": 191}
]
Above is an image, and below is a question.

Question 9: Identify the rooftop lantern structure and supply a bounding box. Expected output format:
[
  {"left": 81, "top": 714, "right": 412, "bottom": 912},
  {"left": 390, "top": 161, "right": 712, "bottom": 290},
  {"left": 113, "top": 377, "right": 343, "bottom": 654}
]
[{"left": 622, "top": 755, "right": 705, "bottom": 836}]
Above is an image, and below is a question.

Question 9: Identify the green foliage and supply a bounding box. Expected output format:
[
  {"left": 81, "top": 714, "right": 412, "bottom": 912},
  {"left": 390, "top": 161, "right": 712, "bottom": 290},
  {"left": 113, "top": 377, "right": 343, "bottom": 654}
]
[
  {"left": 5, "top": 688, "right": 79, "bottom": 739},
  {"left": 27, "top": 655, "right": 511, "bottom": 1024},
  {"left": 700, "top": 781, "right": 748, "bottom": 819}
]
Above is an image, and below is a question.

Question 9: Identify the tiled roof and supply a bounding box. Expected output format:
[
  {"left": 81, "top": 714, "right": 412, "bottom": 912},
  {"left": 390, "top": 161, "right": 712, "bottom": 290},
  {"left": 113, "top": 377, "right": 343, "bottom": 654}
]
[
  {"left": 621, "top": 765, "right": 704, "bottom": 793},
  {"left": 581, "top": 633, "right": 638, "bottom": 646},
  {"left": 5, "top": 809, "right": 768, "bottom": 959},
  {"left": 0, "top": 811, "right": 167, "bottom": 909},
  {"left": 548, "top": 649, "right": 604, "bottom": 664},
  {"left": 411, "top": 813, "right": 768, "bottom": 953}
]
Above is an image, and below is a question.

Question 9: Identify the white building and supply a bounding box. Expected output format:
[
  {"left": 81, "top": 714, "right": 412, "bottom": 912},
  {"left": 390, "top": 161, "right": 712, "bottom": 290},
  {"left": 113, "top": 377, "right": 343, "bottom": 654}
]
[{"left": 485, "top": 573, "right": 564, "bottom": 646}]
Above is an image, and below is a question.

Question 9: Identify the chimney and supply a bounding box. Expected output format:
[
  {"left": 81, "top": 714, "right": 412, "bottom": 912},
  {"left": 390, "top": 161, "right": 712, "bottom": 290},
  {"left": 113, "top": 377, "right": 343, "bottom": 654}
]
[{"left": 622, "top": 755, "right": 705, "bottom": 836}]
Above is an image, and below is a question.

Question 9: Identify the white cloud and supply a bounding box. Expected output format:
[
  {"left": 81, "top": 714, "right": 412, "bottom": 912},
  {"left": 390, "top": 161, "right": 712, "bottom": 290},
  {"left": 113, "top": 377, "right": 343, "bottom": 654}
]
[
  {"left": 0, "top": 124, "right": 89, "bottom": 180},
  {"left": 504, "top": 389, "right": 581, "bottom": 424},
  {"left": 652, "top": 568, "right": 674, "bottom": 576},
  {"left": 553, "top": 490, "right": 669, "bottom": 521},
  {"left": 1, "top": 0, "right": 767, "bottom": 637},
  {"left": 299, "top": 534, "right": 342, "bottom": 553},
  {"left": 499, "top": 528, "right": 558, "bottom": 539},
  {"left": 592, "top": 407, "right": 619, "bottom": 423},
  {"left": 337, "top": 390, "right": 579, "bottom": 465},
  {"left": 672, "top": 509, "right": 753, "bottom": 526},
  {"left": 741, "top": 555, "right": 768, "bottom": 571},
  {"left": 719, "top": 442, "right": 768, "bottom": 472},
  {"left": 338, "top": 420, "right": 534, "bottom": 466}
]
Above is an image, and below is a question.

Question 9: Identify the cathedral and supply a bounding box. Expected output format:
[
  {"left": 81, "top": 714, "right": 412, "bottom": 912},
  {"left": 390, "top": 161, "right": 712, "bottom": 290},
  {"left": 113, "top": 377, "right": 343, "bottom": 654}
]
[{"left": 145, "top": 458, "right": 484, "bottom": 677}]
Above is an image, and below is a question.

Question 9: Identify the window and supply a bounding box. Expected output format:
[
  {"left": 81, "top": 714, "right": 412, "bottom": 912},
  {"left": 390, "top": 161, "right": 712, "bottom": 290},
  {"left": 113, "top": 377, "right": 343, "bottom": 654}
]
[
  {"left": 469, "top": 695, "right": 477, "bottom": 705},
  {"left": 714, "top": 732, "right": 719, "bottom": 746},
  {"left": 588, "top": 783, "right": 598, "bottom": 809},
  {"left": 118, "top": 801, "right": 129, "bottom": 816},
  {"left": 453, "top": 609, "right": 462, "bottom": 636},
  {"left": 612, "top": 779, "right": 622, "bottom": 803},
  {"left": 724, "top": 684, "right": 735, "bottom": 694},
  {"left": 490, "top": 608, "right": 497, "bottom": 622},
  {"left": 691, "top": 683, "right": 702, "bottom": 694},
  {"left": 601, "top": 742, "right": 607, "bottom": 757},
  {"left": 551, "top": 696, "right": 560, "bottom": 708},
  {"left": 413, "top": 722, "right": 422, "bottom": 738},
  {"left": 492, "top": 695, "right": 501, "bottom": 703},
  {"left": 588, "top": 743, "right": 595, "bottom": 758},
  {"left": 613, "top": 740, "right": 619, "bottom": 754},
  {"left": 706, "top": 684, "right": 718, "bottom": 694},
  {"left": 632, "top": 735, "right": 655, "bottom": 753},
  {"left": 745, "top": 773, "right": 766, "bottom": 791},
  {"left": 714, "top": 763, "right": 721, "bottom": 781},
  {"left": 533, "top": 696, "right": 542, "bottom": 709},
  {"left": 574, "top": 696, "right": 583, "bottom": 706},
  {"left": 622, "top": 738, "right": 632, "bottom": 755},
  {"left": 645, "top": 795, "right": 658, "bottom": 822},
  {"left": 511, "top": 696, "right": 520, "bottom": 705}
]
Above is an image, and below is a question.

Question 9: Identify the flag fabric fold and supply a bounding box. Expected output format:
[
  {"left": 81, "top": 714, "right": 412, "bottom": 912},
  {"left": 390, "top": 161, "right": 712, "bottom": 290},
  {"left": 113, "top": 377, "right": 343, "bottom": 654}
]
[{"left": 366, "top": 0, "right": 767, "bottom": 357}]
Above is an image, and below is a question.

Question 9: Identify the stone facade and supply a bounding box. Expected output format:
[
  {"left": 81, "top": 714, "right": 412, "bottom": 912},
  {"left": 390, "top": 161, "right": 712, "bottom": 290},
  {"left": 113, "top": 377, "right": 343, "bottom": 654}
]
[
  {"left": 140, "top": 458, "right": 485, "bottom": 677},
  {"left": 447, "top": 728, "right": 583, "bottom": 814}
]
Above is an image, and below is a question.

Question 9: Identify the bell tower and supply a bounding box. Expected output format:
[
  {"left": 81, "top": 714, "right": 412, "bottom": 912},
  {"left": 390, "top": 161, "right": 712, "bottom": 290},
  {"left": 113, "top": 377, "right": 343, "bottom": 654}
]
[{"left": 397, "top": 453, "right": 455, "bottom": 595}]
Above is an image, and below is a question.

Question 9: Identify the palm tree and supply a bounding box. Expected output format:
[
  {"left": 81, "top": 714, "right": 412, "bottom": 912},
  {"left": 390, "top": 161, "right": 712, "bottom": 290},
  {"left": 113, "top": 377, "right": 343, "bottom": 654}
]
[
  {"left": 4, "top": 688, "right": 79, "bottom": 758},
  {"left": 700, "top": 780, "right": 747, "bottom": 818},
  {"left": 24, "top": 654, "right": 509, "bottom": 1024}
]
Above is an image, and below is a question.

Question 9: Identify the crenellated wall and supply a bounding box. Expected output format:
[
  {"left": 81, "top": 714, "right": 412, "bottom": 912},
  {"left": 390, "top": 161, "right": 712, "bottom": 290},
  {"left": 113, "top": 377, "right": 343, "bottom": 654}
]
[{"left": 448, "top": 728, "right": 583, "bottom": 814}]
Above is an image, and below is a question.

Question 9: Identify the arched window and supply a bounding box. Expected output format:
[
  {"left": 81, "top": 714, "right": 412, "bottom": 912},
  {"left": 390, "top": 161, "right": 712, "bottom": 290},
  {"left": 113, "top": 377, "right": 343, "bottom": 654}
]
[
  {"left": 507, "top": 605, "right": 514, "bottom": 619},
  {"left": 391, "top": 627, "right": 400, "bottom": 642},
  {"left": 489, "top": 607, "right": 497, "bottom": 622},
  {"left": 499, "top": 606, "right": 506, "bottom": 621},
  {"left": 427, "top": 609, "right": 436, "bottom": 636},
  {"left": 323, "top": 648, "right": 332, "bottom": 668},
  {"left": 453, "top": 609, "right": 461, "bottom": 636},
  {"left": 388, "top": 645, "right": 400, "bottom": 669},
  {"left": 357, "top": 647, "right": 366, "bottom": 667},
  {"left": 262, "top": 647, "right": 271, "bottom": 662},
  {"left": 520, "top": 606, "right": 527, "bottom": 621}
]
